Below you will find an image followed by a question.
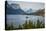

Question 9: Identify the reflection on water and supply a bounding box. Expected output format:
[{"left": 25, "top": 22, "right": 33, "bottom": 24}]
[{"left": 6, "top": 15, "right": 44, "bottom": 27}]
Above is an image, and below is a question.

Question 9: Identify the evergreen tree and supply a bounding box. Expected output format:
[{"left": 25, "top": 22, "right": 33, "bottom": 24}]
[
  {"left": 23, "top": 16, "right": 29, "bottom": 29},
  {"left": 18, "top": 24, "right": 22, "bottom": 29},
  {"left": 37, "top": 19, "right": 40, "bottom": 28},
  {"left": 37, "top": 19, "right": 41, "bottom": 28},
  {"left": 28, "top": 20, "right": 33, "bottom": 28},
  {"left": 23, "top": 20, "right": 33, "bottom": 29},
  {"left": 23, "top": 20, "right": 28, "bottom": 29},
  {"left": 7, "top": 22, "right": 14, "bottom": 30},
  {"left": 40, "top": 21, "right": 45, "bottom": 28},
  {"left": 32, "top": 22, "right": 35, "bottom": 28}
]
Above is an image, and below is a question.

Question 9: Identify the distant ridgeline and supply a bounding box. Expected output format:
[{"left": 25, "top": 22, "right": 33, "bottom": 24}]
[
  {"left": 29, "top": 8, "right": 45, "bottom": 16},
  {"left": 6, "top": 1, "right": 45, "bottom": 16}
]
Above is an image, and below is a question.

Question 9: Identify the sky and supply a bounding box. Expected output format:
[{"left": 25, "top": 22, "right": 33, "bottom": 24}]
[{"left": 7, "top": 1, "right": 44, "bottom": 11}]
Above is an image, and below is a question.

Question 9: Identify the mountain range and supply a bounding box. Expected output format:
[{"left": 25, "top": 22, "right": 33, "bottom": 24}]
[
  {"left": 32, "top": 8, "right": 45, "bottom": 16},
  {"left": 6, "top": 3, "right": 27, "bottom": 15},
  {"left": 6, "top": 2, "right": 45, "bottom": 16}
]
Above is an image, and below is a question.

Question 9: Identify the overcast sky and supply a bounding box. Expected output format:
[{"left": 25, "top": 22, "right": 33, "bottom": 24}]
[{"left": 7, "top": 1, "right": 44, "bottom": 11}]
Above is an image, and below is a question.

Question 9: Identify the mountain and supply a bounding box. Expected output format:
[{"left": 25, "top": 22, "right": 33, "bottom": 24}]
[
  {"left": 26, "top": 9, "right": 32, "bottom": 14},
  {"left": 29, "top": 8, "right": 45, "bottom": 16},
  {"left": 34, "top": 8, "right": 45, "bottom": 16},
  {"left": 6, "top": 1, "right": 45, "bottom": 15},
  {"left": 6, "top": 2, "right": 26, "bottom": 15}
]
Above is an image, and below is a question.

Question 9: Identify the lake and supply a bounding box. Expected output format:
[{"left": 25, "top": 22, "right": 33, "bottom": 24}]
[{"left": 6, "top": 15, "right": 44, "bottom": 28}]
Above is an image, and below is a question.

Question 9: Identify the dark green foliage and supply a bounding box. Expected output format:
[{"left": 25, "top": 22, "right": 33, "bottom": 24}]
[
  {"left": 18, "top": 24, "right": 22, "bottom": 29},
  {"left": 5, "top": 19, "right": 45, "bottom": 30},
  {"left": 36, "top": 19, "right": 45, "bottom": 28},
  {"left": 23, "top": 20, "right": 28, "bottom": 29},
  {"left": 37, "top": 19, "right": 41, "bottom": 28},
  {"left": 23, "top": 20, "right": 34, "bottom": 29},
  {"left": 28, "top": 20, "right": 33, "bottom": 28},
  {"left": 5, "top": 22, "right": 16, "bottom": 30}
]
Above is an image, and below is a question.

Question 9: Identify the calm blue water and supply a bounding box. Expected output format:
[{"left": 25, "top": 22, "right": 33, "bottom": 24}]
[{"left": 6, "top": 15, "right": 44, "bottom": 27}]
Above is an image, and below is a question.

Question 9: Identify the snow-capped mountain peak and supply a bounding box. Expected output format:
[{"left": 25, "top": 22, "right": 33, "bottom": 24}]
[
  {"left": 10, "top": 3, "right": 20, "bottom": 9},
  {"left": 26, "top": 8, "right": 33, "bottom": 13}
]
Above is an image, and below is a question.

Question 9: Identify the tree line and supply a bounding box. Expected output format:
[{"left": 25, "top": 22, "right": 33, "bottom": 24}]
[{"left": 5, "top": 18, "right": 45, "bottom": 30}]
